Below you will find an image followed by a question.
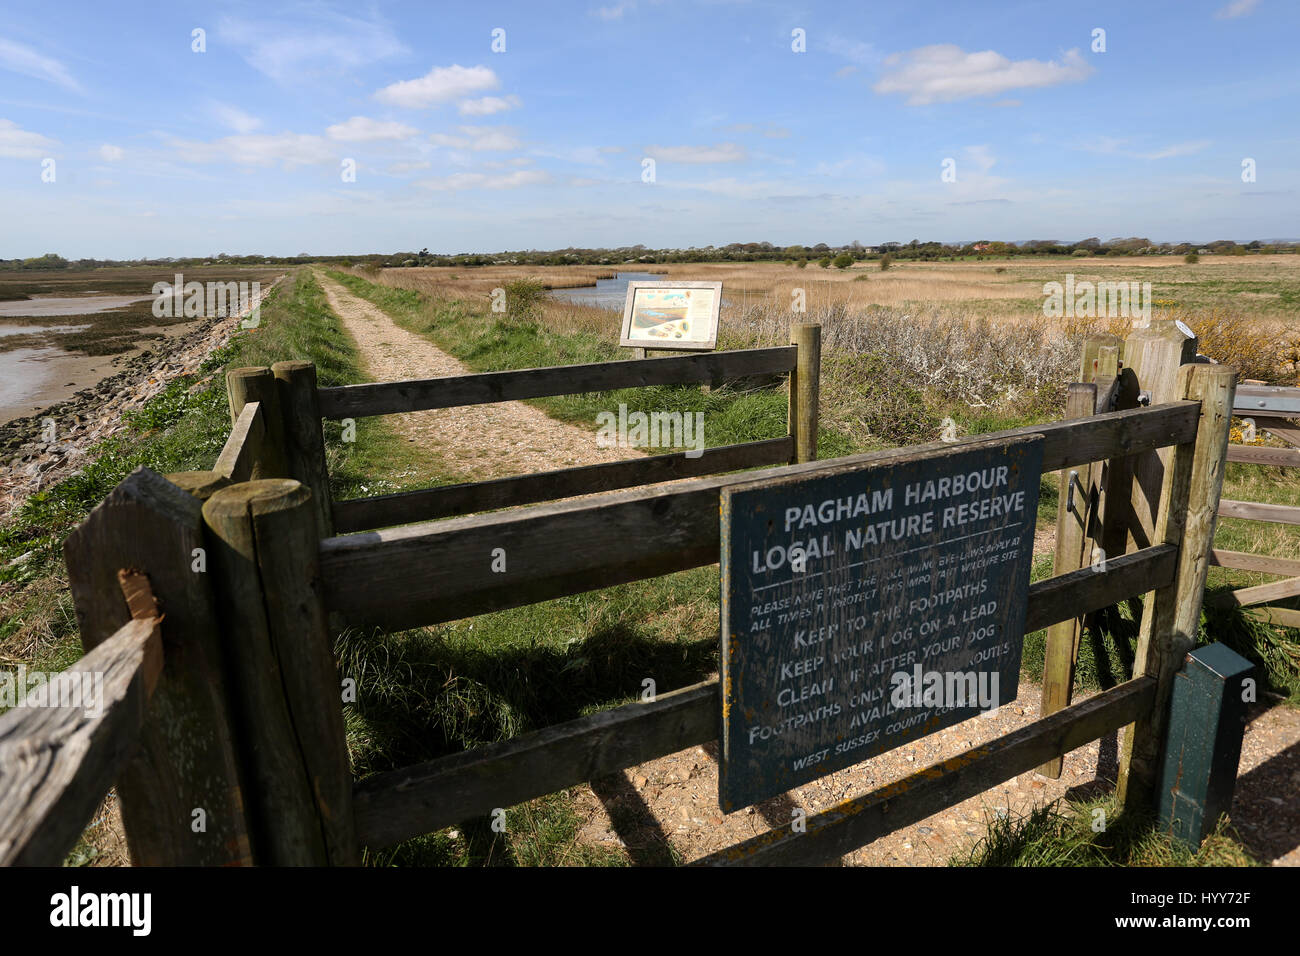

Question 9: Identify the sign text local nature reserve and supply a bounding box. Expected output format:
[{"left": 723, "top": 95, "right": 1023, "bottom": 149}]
[{"left": 719, "top": 437, "right": 1044, "bottom": 811}]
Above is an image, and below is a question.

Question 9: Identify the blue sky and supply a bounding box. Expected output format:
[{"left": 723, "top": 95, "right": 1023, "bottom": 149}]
[{"left": 0, "top": 0, "right": 1295, "bottom": 257}]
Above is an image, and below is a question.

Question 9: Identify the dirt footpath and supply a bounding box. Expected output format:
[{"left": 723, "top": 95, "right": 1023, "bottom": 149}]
[
  {"left": 314, "top": 272, "right": 643, "bottom": 479},
  {"left": 316, "top": 275, "right": 1299, "bottom": 867}
]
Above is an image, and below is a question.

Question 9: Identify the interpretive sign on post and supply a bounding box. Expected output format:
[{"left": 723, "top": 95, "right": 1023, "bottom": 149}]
[{"left": 719, "top": 436, "right": 1044, "bottom": 812}]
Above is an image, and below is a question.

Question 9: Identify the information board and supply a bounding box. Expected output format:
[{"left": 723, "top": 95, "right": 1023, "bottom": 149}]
[
  {"left": 719, "top": 436, "right": 1044, "bottom": 812},
  {"left": 619, "top": 281, "right": 722, "bottom": 351}
]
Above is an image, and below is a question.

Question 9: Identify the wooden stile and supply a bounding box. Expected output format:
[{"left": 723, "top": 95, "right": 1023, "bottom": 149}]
[{"left": 213, "top": 401, "right": 264, "bottom": 483}]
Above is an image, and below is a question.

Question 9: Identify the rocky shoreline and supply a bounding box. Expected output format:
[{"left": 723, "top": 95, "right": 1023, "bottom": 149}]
[{"left": 0, "top": 276, "right": 285, "bottom": 523}]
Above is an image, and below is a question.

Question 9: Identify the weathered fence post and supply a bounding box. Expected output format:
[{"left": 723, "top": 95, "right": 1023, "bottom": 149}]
[
  {"left": 1156, "top": 643, "right": 1254, "bottom": 849},
  {"left": 63, "top": 467, "right": 253, "bottom": 865},
  {"left": 273, "top": 360, "right": 333, "bottom": 536},
  {"left": 227, "top": 366, "right": 288, "bottom": 479},
  {"left": 789, "top": 323, "right": 821, "bottom": 464},
  {"left": 1117, "top": 362, "right": 1236, "bottom": 812},
  {"left": 164, "top": 470, "right": 230, "bottom": 501},
  {"left": 202, "top": 479, "right": 358, "bottom": 865}
]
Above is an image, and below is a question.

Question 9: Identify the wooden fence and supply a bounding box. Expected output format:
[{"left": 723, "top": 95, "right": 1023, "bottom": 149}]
[
  {"left": 1209, "top": 383, "right": 1300, "bottom": 628},
  {"left": 1, "top": 321, "right": 1252, "bottom": 865}
]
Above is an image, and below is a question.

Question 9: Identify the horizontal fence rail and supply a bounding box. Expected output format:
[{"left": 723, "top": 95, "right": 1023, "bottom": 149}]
[
  {"left": 317, "top": 346, "right": 798, "bottom": 420},
  {"left": 0, "top": 614, "right": 162, "bottom": 866},
  {"left": 1225, "top": 444, "right": 1300, "bottom": 467},
  {"left": 350, "top": 544, "right": 1175, "bottom": 848},
  {"left": 332, "top": 436, "right": 795, "bottom": 533},
  {"left": 1217, "top": 498, "right": 1300, "bottom": 526},
  {"left": 320, "top": 402, "right": 1199, "bottom": 631},
  {"left": 696, "top": 676, "right": 1157, "bottom": 865}
]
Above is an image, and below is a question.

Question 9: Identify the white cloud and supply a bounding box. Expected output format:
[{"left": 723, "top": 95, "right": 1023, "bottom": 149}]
[
  {"left": 1138, "top": 140, "right": 1212, "bottom": 159},
  {"left": 593, "top": 1, "right": 636, "bottom": 20},
  {"left": 387, "top": 160, "right": 431, "bottom": 174},
  {"left": 964, "top": 145, "right": 996, "bottom": 173},
  {"left": 458, "top": 95, "right": 522, "bottom": 116},
  {"left": 375, "top": 65, "right": 499, "bottom": 108},
  {"left": 170, "top": 132, "right": 337, "bottom": 167},
  {"left": 429, "top": 126, "right": 521, "bottom": 151},
  {"left": 1216, "top": 0, "right": 1259, "bottom": 18},
  {"left": 327, "top": 116, "right": 419, "bottom": 142},
  {"left": 0, "top": 118, "right": 57, "bottom": 158},
  {"left": 873, "top": 44, "right": 1093, "bottom": 105},
  {"left": 212, "top": 103, "right": 262, "bottom": 134},
  {"left": 646, "top": 143, "right": 746, "bottom": 163},
  {"left": 416, "top": 169, "right": 549, "bottom": 190},
  {"left": 835, "top": 65, "right": 859, "bottom": 79},
  {"left": 0, "top": 38, "right": 80, "bottom": 92},
  {"left": 218, "top": 15, "right": 406, "bottom": 83},
  {"left": 98, "top": 144, "right": 124, "bottom": 161}
]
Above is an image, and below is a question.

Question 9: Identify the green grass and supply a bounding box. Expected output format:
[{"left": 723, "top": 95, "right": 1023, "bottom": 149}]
[{"left": 950, "top": 795, "right": 1260, "bottom": 867}]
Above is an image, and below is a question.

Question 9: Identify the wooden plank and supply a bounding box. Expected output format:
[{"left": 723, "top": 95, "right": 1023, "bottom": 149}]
[
  {"left": 1208, "top": 548, "right": 1300, "bottom": 577},
  {"left": 349, "top": 549, "right": 1171, "bottom": 849},
  {"left": 332, "top": 437, "right": 794, "bottom": 533},
  {"left": 63, "top": 467, "right": 253, "bottom": 866},
  {"left": 1217, "top": 498, "right": 1300, "bottom": 526},
  {"left": 1225, "top": 444, "right": 1300, "bottom": 467},
  {"left": 696, "top": 677, "right": 1157, "bottom": 865},
  {"left": 1243, "top": 606, "right": 1300, "bottom": 629},
  {"left": 353, "top": 681, "right": 719, "bottom": 849},
  {"left": 1038, "top": 384, "right": 1099, "bottom": 778},
  {"left": 317, "top": 347, "right": 799, "bottom": 419},
  {"left": 789, "top": 324, "right": 820, "bottom": 463},
  {"left": 226, "top": 367, "right": 287, "bottom": 478},
  {"left": 1210, "top": 574, "right": 1300, "bottom": 609},
  {"left": 320, "top": 403, "right": 1199, "bottom": 631},
  {"left": 0, "top": 617, "right": 161, "bottom": 866},
  {"left": 1119, "top": 363, "right": 1236, "bottom": 812},
  {"left": 213, "top": 401, "right": 264, "bottom": 483}
]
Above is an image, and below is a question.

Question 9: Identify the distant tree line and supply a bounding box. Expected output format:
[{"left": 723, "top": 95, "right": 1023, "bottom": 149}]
[{"left": 4, "top": 239, "right": 1296, "bottom": 272}]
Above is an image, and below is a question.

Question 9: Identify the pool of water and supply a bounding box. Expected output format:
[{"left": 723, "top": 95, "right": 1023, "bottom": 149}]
[
  {"left": 0, "top": 294, "right": 153, "bottom": 317},
  {"left": 546, "top": 272, "right": 666, "bottom": 310}
]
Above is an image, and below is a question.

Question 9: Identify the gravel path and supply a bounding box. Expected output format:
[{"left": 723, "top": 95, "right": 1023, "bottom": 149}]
[{"left": 315, "top": 272, "right": 644, "bottom": 479}]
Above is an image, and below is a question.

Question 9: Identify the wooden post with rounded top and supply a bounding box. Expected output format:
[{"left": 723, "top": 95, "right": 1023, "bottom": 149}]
[
  {"left": 202, "top": 479, "right": 358, "bottom": 865},
  {"left": 789, "top": 323, "right": 821, "bottom": 464}
]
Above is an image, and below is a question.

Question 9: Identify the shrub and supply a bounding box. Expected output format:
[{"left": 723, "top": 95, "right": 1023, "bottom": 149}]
[
  {"left": 821, "top": 350, "right": 940, "bottom": 446},
  {"left": 880, "top": 254, "right": 894, "bottom": 271},
  {"left": 501, "top": 278, "right": 548, "bottom": 326},
  {"left": 994, "top": 266, "right": 1006, "bottom": 274},
  {"left": 832, "top": 252, "right": 854, "bottom": 270},
  {"left": 1184, "top": 252, "right": 1199, "bottom": 264},
  {"left": 817, "top": 256, "right": 832, "bottom": 269},
  {"left": 797, "top": 259, "right": 809, "bottom": 269},
  {"left": 1071, "top": 249, "right": 1091, "bottom": 258}
]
